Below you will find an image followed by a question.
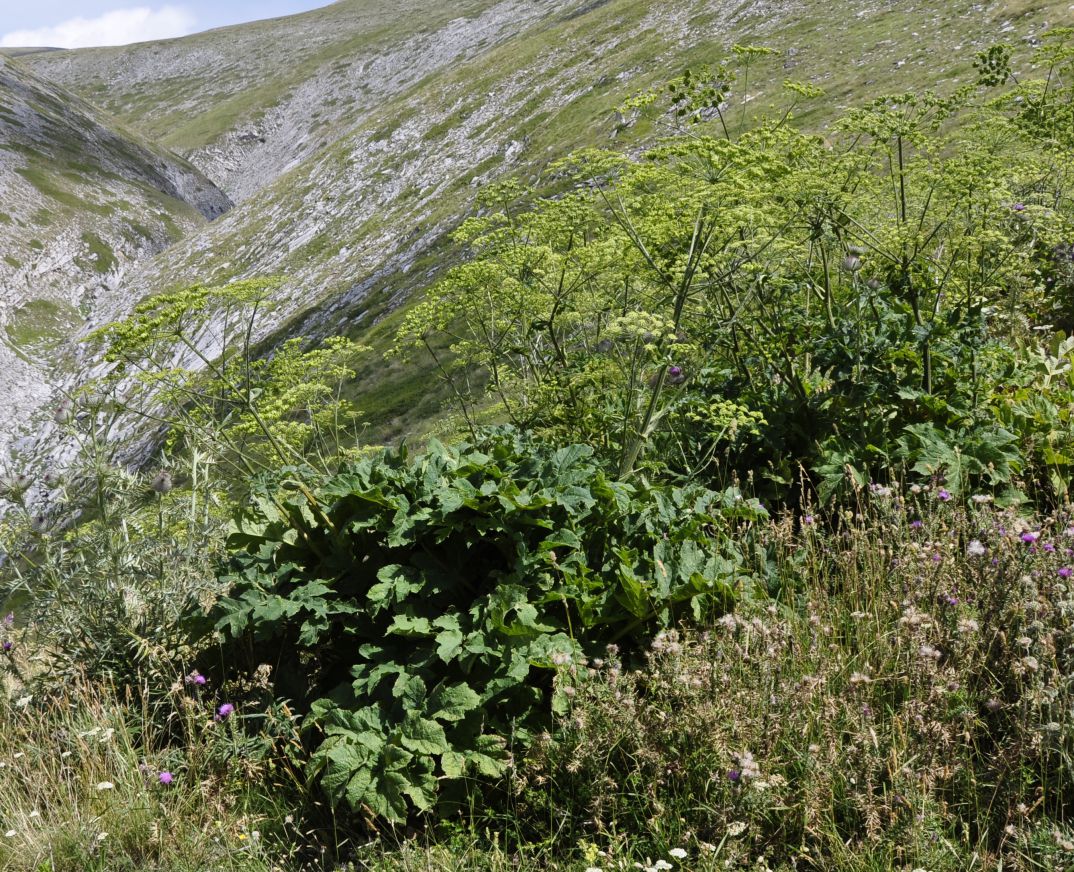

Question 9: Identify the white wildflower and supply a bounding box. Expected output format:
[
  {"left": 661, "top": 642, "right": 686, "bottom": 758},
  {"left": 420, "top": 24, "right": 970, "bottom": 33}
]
[
  {"left": 95, "top": 781, "right": 114, "bottom": 792},
  {"left": 918, "top": 644, "right": 941, "bottom": 661},
  {"left": 967, "top": 539, "right": 987, "bottom": 557},
  {"left": 669, "top": 847, "right": 687, "bottom": 859}
]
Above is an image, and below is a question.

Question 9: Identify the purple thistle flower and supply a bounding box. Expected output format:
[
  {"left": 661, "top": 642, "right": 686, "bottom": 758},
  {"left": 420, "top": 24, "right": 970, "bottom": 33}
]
[
  {"left": 937, "top": 489, "right": 952, "bottom": 502},
  {"left": 158, "top": 771, "right": 173, "bottom": 785},
  {"left": 803, "top": 514, "right": 815, "bottom": 525},
  {"left": 911, "top": 520, "right": 924, "bottom": 530},
  {"left": 1059, "top": 567, "right": 1073, "bottom": 579},
  {"left": 1, "top": 641, "right": 11, "bottom": 653},
  {"left": 2, "top": 613, "right": 13, "bottom": 629},
  {"left": 1021, "top": 532, "right": 1039, "bottom": 544},
  {"left": 185, "top": 671, "right": 207, "bottom": 686},
  {"left": 1012, "top": 203, "right": 1026, "bottom": 212},
  {"left": 1044, "top": 543, "right": 1056, "bottom": 553},
  {"left": 727, "top": 769, "right": 741, "bottom": 783},
  {"left": 941, "top": 594, "right": 959, "bottom": 606},
  {"left": 216, "top": 703, "right": 235, "bottom": 721}
]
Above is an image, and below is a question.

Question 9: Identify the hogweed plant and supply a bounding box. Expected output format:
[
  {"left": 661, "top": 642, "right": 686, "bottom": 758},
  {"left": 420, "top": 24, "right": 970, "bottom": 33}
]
[{"left": 397, "top": 35, "right": 1074, "bottom": 506}]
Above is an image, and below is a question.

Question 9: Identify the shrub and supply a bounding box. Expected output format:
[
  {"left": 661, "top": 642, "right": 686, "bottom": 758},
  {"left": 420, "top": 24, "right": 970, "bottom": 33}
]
[{"left": 212, "top": 427, "right": 765, "bottom": 822}]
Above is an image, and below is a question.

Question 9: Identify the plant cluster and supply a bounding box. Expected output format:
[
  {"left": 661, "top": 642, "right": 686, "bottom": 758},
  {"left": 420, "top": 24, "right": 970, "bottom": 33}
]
[
  {"left": 211, "top": 428, "right": 764, "bottom": 822},
  {"left": 397, "top": 34, "right": 1074, "bottom": 506}
]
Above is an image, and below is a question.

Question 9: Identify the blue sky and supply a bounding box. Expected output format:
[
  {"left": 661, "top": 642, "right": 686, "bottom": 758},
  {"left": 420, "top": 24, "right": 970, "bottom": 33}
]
[{"left": 0, "top": 2, "right": 333, "bottom": 48}]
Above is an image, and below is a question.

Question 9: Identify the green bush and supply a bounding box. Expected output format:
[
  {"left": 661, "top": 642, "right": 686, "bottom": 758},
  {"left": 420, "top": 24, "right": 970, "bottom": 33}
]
[
  {"left": 396, "top": 35, "right": 1074, "bottom": 506},
  {"left": 212, "top": 428, "right": 765, "bottom": 822}
]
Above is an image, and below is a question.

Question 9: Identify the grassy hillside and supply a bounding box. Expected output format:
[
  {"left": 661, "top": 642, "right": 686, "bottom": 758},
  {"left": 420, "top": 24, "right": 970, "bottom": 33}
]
[{"left": 18, "top": 0, "right": 1068, "bottom": 449}]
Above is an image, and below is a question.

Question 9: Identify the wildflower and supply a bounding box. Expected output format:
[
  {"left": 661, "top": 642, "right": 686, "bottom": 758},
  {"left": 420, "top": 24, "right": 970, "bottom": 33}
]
[
  {"left": 958, "top": 618, "right": 980, "bottom": 634},
  {"left": 842, "top": 254, "right": 862, "bottom": 272},
  {"left": 918, "top": 644, "right": 941, "bottom": 661},
  {"left": 2, "top": 613, "right": 12, "bottom": 628},
  {"left": 158, "top": 771, "right": 173, "bottom": 785},
  {"left": 652, "top": 861, "right": 673, "bottom": 871},
  {"left": 550, "top": 651, "right": 571, "bottom": 667},
  {"left": 1012, "top": 202, "right": 1026, "bottom": 212},
  {"left": 849, "top": 672, "right": 871, "bottom": 686},
  {"left": 3, "top": 830, "right": 14, "bottom": 838},
  {"left": 967, "top": 539, "right": 987, "bottom": 557},
  {"left": 216, "top": 703, "right": 235, "bottom": 720},
  {"left": 1059, "top": 567, "right": 1073, "bottom": 579},
  {"left": 937, "top": 488, "right": 952, "bottom": 502},
  {"left": 732, "top": 750, "right": 760, "bottom": 780},
  {"left": 151, "top": 471, "right": 173, "bottom": 494},
  {"left": 1023, "top": 656, "right": 1040, "bottom": 672},
  {"left": 53, "top": 399, "right": 73, "bottom": 424},
  {"left": 1044, "top": 542, "right": 1056, "bottom": 553},
  {"left": 95, "top": 782, "right": 114, "bottom": 791},
  {"left": 1021, "top": 532, "right": 1039, "bottom": 544},
  {"left": 727, "top": 768, "right": 741, "bottom": 783},
  {"left": 911, "top": 520, "right": 924, "bottom": 530},
  {"left": 2, "top": 641, "right": 11, "bottom": 654},
  {"left": 669, "top": 848, "right": 688, "bottom": 860},
  {"left": 941, "top": 594, "right": 959, "bottom": 606},
  {"left": 666, "top": 365, "right": 686, "bottom": 385},
  {"left": 971, "top": 494, "right": 993, "bottom": 504},
  {"left": 727, "top": 821, "right": 747, "bottom": 837},
  {"left": 185, "top": 671, "right": 207, "bottom": 686},
  {"left": 803, "top": 514, "right": 814, "bottom": 525}
]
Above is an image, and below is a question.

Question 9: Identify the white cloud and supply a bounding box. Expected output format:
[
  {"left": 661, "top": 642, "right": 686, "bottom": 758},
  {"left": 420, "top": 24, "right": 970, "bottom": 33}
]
[{"left": 0, "top": 6, "right": 197, "bottom": 49}]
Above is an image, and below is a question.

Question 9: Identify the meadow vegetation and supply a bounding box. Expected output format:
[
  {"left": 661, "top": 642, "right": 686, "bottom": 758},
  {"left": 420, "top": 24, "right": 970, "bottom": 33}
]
[{"left": 2, "top": 33, "right": 1074, "bottom": 871}]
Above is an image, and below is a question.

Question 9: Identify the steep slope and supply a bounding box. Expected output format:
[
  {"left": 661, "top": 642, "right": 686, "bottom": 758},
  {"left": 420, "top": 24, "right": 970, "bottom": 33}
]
[
  {"left": 23, "top": 0, "right": 572, "bottom": 202},
  {"left": 0, "top": 56, "right": 230, "bottom": 456},
  {"left": 7, "top": 0, "right": 1070, "bottom": 461}
]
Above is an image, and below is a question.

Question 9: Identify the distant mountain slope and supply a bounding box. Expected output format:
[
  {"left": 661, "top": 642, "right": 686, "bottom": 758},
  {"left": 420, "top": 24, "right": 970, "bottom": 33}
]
[
  {"left": 4, "top": 0, "right": 1070, "bottom": 463},
  {"left": 0, "top": 56, "right": 231, "bottom": 456},
  {"left": 23, "top": 0, "right": 569, "bottom": 202}
]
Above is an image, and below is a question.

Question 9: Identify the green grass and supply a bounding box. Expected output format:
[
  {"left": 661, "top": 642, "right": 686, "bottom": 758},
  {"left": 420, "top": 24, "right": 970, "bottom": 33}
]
[
  {"left": 4, "top": 299, "right": 82, "bottom": 355},
  {"left": 79, "top": 233, "right": 117, "bottom": 275}
]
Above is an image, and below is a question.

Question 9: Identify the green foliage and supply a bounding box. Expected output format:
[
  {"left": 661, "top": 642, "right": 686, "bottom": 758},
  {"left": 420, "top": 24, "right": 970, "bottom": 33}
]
[
  {"left": 0, "top": 444, "right": 227, "bottom": 694},
  {"left": 90, "top": 278, "right": 369, "bottom": 475},
  {"left": 212, "top": 428, "right": 764, "bottom": 822},
  {"left": 399, "top": 35, "right": 1074, "bottom": 506}
]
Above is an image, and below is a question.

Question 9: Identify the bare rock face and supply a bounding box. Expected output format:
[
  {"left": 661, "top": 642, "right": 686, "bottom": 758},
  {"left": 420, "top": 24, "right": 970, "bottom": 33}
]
[{"left": 0, "top": 55, "right": 230, "bottom": 459}]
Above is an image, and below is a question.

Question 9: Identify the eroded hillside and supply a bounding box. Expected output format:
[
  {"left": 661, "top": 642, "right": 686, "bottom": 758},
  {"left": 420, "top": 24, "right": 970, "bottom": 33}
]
[{"left": 0, "top": 56, "right": 229, "bottom": 454}]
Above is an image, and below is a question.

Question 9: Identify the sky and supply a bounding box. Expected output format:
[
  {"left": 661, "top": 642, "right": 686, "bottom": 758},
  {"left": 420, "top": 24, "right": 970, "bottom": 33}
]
[{"left": 0, "top": 1, "right": 333, "bottom": 48}]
